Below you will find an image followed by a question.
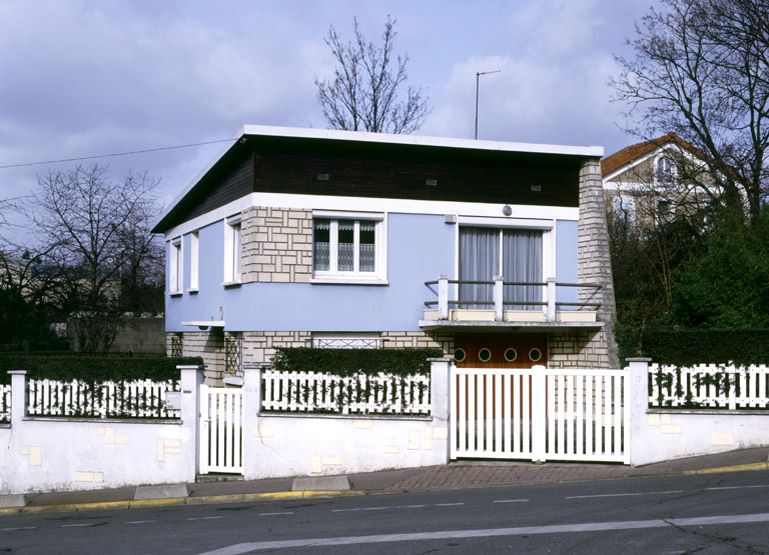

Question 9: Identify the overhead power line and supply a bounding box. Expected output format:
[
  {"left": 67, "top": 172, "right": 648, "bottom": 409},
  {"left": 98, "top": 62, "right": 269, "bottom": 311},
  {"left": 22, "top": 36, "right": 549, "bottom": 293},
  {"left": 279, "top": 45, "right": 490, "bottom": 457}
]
[{"left": 0, "top": 138, "right": 239, "bottom": 169}]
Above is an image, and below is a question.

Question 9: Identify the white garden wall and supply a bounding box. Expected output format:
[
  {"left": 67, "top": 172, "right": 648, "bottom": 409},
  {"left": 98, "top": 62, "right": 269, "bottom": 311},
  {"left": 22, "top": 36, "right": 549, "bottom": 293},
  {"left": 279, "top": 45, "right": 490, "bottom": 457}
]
[
  {"left": 241, "top": 359, "right": 451, "bottom": 479},
  {"left": 627, "top": 359, "right": 769, "bottom": 466},
  {"left": 0, "top": 367, "right": 202, "bottom": 495}
]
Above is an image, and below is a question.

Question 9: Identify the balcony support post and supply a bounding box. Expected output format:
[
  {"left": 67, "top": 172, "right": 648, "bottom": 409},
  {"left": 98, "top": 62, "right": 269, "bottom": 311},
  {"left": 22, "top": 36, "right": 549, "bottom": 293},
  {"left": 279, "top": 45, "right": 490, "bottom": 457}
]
[
  {"left": 438, "top": 275, "right": 449, "bottom": 320},
  {"left": 546, "top": 278, "right": 556, "bottom": 322},
  {"left": 493, "top": 275, "right": 504, "bottom": 321}
]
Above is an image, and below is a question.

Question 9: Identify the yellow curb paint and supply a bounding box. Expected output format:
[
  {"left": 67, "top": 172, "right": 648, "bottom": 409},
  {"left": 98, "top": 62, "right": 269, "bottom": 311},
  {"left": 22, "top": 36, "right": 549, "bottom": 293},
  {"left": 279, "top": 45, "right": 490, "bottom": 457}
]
[
  {"left": 0, "top": 490, "right": 365, "bottom": 517},
  {"left": 683, "top": 462, "right": 769, "bottom": 475}
]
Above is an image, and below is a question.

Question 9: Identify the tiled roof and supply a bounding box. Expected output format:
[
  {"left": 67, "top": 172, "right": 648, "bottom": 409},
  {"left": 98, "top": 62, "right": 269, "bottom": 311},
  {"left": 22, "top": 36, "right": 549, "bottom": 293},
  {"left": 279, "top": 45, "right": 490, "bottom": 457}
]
[{"left": 601, "top": 133, "right": 695, "bottom": 177}]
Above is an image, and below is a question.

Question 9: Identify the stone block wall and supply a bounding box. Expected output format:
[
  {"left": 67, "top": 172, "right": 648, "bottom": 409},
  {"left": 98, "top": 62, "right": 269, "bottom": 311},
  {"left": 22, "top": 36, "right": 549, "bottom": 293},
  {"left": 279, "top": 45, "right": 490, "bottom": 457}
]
[
  {"left": 167, "top": 331, "right": 225, "bottom": 383},
  {"left": 381, "top": 331, "right": 454, "bottom": 353},
  {"left": 548, "top": 330, "right": 610, "bottom": 369},
  {"left": 241, "top": 207, "right": 313, "bottom": 283},
  {"left": 578, "top": 159, "right": 619, "bottom": 368},
  {"left": 242, "top": 331, "right": 312, "bottom": 366}
]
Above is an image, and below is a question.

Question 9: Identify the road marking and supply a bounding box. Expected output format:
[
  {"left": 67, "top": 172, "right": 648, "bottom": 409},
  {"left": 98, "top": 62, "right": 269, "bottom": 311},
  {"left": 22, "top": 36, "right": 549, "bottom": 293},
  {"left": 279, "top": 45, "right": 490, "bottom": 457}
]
[
  {"left": 402, "top": 504, "right": 427, "bottom": 508},
  {"left": 435, "top": 503, "right": 465, "bottom": 507},
  {"left": 566, "top": 490, "right": 682, "bottom": 499},
  {"left": 333, "top": 503, "right": 463, "bottom": 513},
  {"left": 62, "top": 523, "right": 98, "bottom": 528},
  {"left": 196, "top": 512, "right": 769, "bottom": 554},
  {"left": 257, "top": 512, "right": 293, "bottom": 516},
  {"left": 187, "top": 516, "right": 224, "bottom": 521},
  {"left": 1, "top": 526, "right": 36, "bottom": 531},
  {"left": 126, "top": 520, "right": 157, "bottom": 525},
  {"left": 705, "top": 484, "right": 769, "bottom": 491},
  {"left": 493, "top": 499, "right": 529, "bottom": 504}
]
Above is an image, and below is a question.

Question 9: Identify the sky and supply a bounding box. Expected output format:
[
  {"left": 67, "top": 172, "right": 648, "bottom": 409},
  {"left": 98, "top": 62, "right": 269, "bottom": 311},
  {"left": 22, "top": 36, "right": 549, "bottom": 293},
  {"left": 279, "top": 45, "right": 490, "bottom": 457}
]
[{"left": 0, "top": 0, "right": 655, "bottom": 224}]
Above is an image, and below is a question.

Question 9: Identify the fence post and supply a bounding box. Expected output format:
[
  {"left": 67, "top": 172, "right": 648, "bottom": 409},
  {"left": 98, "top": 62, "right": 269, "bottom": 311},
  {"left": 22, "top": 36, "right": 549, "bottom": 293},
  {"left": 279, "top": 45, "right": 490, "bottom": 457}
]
[
  {"left": 438, "top": 275, "right": 449, "bottom": 320},
  {"left": 546, "top": 278, "right": 556, "bottom": 322},
  {"left": 531, "top": 365, "right": 547, "bottom": 462},
  {"left": 9, "top": 370, "right": 27, "bottom": 423},
  {"left": 242, "top": 365, "right": 263, "bottom": 480},
  {"left": 429, "top": 357, "right": 452, "bottom": 464},
  {"left": 493, "top": 276, "right": 504, "bottom": 321},
  {"left": 178, "top": 364, "right": 204, "bottom": 479},
  {"left": 626, "top": 358, "right": 651, "bottom": 466}
]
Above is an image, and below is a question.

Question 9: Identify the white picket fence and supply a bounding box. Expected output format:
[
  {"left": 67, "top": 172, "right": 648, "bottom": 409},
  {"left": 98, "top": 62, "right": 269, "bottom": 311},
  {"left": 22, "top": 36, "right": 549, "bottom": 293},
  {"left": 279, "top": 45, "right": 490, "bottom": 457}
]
[
  {"left": 26, "top": 378, "right": 181, "bottom": 419},
  {"left": 261, "top": 370, "right": 431, "bottom": 416},
  {"left": 450, "top": 367, "right": 629, "bottom": 463},
  {"left": 649, "top": 363, "right": 769, "bottom": 409},
  {"left": 0, "top": 384, "right": 10, "bottom": 423}
]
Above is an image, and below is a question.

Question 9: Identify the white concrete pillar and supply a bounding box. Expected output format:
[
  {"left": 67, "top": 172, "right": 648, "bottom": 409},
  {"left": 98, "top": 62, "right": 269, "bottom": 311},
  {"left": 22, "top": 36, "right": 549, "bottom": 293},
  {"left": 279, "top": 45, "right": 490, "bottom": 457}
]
[
  {"left": 429, "top": 357, "right": 452, "bottom": 464},
  {"left": 438, "top": 275, "right": 449, "bottom": 320},
  {"left": 242, "top": 366, "right": 263, "bottom": 480},
  {"left": 9, "top": 370, "right": 26, "bottom": 423},
  {"left": 493, "top": 276, "right": 504, "bottom": 321},
  {"left": 178, "top": 365, "right": 204, "bottom": 479},
  {"left": 531, "top": 365, "right": 547, "bottom": 462},
  {"left": 626, "top": 358, "right": 651, "bottom": 466}
]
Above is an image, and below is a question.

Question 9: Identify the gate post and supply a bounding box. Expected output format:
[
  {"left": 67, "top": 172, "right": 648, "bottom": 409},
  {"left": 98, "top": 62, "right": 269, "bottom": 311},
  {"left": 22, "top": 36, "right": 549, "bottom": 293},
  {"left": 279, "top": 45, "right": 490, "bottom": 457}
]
[
  {"left": 626, "top": 358, "right": 651, "bottom": 466},
  {"left": 241, "top": 365, "right": 263, "bottom": 480},
  {"left": 429, "top": 357, "right": 452, "bottom": 464},
  {"left": 178, "top": 365, "right": 204, "bottom": 479},
  {"left": 531, "top": 365, "right": 547, "bottom": 462}
]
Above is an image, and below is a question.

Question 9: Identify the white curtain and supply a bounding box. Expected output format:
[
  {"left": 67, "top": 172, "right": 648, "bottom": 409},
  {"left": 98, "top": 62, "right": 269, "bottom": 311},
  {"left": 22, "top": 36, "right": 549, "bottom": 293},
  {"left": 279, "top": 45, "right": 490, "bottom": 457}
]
[
  {"left": 459, "top": 228, "right": 498, "bottom": 308},
  {"left": 503, "top": 230, "right": 542, "bottom": 309}
]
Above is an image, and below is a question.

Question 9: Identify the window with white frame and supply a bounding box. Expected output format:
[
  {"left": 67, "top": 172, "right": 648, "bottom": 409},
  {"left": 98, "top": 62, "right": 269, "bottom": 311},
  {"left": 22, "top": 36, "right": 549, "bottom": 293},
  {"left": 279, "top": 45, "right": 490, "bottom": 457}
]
[
  {"left": 611, "top": 195, "right": 636, "bottom": 226},
  {"left": 169, "top": 237, "right": 183, "bottom": 294},
  {"left": 189, "top": 231, "right": 199, "bottom": 291},
  {"left": 312, "top": 213, "right": 385, "bottom": 280},
  {"left": 655, "top": 155, "right": 675, "bottom": 183},
  {"left": 223, "top": 216, "right": 242, "bottom": 284}
]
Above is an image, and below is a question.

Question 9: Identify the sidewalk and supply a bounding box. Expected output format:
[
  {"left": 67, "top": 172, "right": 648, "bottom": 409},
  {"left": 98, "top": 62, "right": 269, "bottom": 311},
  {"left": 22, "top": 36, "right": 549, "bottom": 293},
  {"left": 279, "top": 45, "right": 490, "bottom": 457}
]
[{"left": 6, "top": 447, "right": 769, "bottom": 515}]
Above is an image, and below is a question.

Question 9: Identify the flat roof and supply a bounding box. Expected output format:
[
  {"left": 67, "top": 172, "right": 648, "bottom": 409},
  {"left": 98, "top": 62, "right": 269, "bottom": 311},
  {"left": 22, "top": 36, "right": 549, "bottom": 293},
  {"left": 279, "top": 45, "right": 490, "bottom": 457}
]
[{"left": 154, "top": 125, "right": 604, "bottom": 232}]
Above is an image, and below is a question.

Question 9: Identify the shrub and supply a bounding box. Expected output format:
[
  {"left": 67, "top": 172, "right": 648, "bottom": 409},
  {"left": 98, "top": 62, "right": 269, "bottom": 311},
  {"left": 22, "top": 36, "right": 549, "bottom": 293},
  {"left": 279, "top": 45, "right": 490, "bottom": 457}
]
[{"left": 272, "top": 347, "right": 442, "bottom": 376}]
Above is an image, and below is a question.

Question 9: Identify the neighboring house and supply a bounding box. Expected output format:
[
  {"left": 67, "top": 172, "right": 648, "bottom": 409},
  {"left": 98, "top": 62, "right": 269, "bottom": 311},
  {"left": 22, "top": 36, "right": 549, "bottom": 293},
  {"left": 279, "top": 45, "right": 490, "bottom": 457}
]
[
  {"left": 601, "top": 133, "right": 714, "bottom": 228},
  {"left": 152, "top": 126, "right": 618, "bottom": 383}
]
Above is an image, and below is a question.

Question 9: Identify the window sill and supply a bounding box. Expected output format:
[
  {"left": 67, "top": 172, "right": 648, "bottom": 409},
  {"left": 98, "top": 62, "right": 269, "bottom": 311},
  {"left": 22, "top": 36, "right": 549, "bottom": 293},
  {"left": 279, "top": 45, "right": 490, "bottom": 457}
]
[
  {"left": 310, "top": 276, "right": 389, "bottom": 286},
  {"left": 222, "top": 281, "right": 242, "bottom": 288},
  {"left": 169, "top": 291, "right": 183, "bottom": 297},
  {"left": 187, "top": 288, "right": 199, "bottom": 294}
]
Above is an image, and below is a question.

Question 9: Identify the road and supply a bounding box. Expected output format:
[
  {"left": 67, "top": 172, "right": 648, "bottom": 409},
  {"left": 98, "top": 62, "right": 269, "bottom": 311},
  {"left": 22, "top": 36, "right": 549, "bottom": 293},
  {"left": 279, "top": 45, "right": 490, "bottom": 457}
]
[{"left": 1, "top": 470, "right": 769, "bottom": 554}]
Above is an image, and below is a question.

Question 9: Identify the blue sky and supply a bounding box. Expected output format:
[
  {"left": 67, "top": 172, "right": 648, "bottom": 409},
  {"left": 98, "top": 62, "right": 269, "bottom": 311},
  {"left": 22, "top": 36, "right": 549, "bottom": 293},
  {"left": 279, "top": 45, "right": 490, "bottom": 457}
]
[{"left": 0, "top": 0, "right": 654, "bottom": 216}]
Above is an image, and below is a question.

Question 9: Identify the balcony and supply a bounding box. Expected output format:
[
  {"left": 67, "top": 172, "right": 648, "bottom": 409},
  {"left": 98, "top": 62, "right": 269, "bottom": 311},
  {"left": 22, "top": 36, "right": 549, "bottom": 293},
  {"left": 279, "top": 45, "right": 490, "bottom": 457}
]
[{"left": 420, "top": 276, "right": 602, "bottom": 331}]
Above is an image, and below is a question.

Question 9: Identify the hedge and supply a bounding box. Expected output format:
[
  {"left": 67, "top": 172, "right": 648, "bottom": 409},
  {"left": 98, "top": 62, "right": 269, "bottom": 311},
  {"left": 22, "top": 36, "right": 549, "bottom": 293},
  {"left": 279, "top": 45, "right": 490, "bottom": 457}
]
[
  {"left": 617, "top": 326, "right": 769, "bottom": 365},
  {"left": 272, "top": 347, "right": 443, "bottom": 376},
  {"left": 0, "top": 356, "right": 203, "bottom": 383}
]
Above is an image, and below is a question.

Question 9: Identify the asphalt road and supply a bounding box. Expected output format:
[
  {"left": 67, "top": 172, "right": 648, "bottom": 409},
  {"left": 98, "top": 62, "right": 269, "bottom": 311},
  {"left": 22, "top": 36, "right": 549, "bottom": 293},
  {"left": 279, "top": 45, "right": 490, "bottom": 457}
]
[{"left": 2, "top": 470, "right": 769, "bottom": 554}]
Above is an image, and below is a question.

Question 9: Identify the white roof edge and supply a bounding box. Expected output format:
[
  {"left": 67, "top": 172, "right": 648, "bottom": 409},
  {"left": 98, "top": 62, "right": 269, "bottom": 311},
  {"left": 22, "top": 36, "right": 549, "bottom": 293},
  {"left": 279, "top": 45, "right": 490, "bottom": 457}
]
[
  {"left": 153, "top": 124, "right": 604, "bottom": 231},
  {"left": 242, "top": 124, "right": 604, "bottom": 157}
]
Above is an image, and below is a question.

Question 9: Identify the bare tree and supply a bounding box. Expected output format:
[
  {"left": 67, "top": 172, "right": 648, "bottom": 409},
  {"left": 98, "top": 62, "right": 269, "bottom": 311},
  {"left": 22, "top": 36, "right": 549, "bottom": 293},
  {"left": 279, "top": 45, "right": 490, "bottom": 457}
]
[
  {"left": 612, "top": 0, "right": 769, "bottom": 224},
  {"left": 315, "top": 16, "right": 429, "bottom": 134},
  {"left": 31, "top": 165, "right": 161, "bottom": 353}
]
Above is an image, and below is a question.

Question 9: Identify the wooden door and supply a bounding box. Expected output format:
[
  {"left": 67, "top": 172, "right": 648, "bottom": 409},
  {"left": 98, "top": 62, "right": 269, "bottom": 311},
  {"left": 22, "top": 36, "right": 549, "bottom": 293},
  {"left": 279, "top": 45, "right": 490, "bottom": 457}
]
[{"left": 454, "top": 334, "right": 547, "bottom": 368}]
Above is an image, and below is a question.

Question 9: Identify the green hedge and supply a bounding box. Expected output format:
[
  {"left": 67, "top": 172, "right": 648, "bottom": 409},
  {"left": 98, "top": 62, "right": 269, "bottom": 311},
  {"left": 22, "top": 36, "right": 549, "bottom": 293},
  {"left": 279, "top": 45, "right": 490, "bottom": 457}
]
[
  {"left": 617, "top": 326, "right": 769, "bottom": 365},
  {"left": 272, "top": 348, "right": 443, "bottom": 376},
  {"left": 0, "top": 356, "right": 203, "bottom": 383}
]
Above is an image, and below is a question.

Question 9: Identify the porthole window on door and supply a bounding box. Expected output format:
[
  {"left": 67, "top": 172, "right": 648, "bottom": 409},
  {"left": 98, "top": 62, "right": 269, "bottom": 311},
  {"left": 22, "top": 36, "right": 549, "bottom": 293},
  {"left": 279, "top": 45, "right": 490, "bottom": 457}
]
[
  {"left": 528, "top": 347, "right": 542, "bottom": 362},
  {"left": 478, "top": 347, "right": 492, "bottom": 362},
  {"left": 504, "top": 348, "right": 518, "bottom": 362},
  {"left": 454, "top": 348, "right": 467, "bottom": 363}
]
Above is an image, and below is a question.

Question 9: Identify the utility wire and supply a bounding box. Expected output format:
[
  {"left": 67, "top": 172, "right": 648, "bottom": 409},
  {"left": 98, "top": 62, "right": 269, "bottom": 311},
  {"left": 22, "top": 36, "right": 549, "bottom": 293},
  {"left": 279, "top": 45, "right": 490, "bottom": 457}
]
[{"left": 0, "top": 137, "right": 239, "bottom": 169}]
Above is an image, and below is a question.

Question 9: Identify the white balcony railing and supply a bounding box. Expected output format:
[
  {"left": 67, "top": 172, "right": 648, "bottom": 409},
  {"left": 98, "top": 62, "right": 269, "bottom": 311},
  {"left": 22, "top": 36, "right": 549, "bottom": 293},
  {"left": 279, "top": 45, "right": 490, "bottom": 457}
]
[{"left": 424, "top": 276, "right": 601, "bottom": 323}]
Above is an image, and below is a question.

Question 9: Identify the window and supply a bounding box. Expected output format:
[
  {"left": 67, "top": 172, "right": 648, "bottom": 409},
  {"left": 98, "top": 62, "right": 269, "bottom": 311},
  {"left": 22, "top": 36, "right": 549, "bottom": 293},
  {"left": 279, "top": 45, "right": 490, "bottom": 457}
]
[
  {"left": 458, "top": 227, "right": 543, "bottom": 309},
  {"left": 611, "top": 195, "right": 636, "bottom": 225},
  {"left": 655, "top": 155, "right": 675, "bottom": 183},
  {"left": 169, "top": 237, "right": 183, "bottom": 294},
  {"left": 223, "top": 216, "right": 242, "bottom": 284},
  {"left": 656, "top": 199, "right": 673, "bottom": 224},
  {"left": 189, "top": 231, "right": 199, "bottom": 291},
  {"left": 312, "top": 214, "right": 385, "bottom": 281}
]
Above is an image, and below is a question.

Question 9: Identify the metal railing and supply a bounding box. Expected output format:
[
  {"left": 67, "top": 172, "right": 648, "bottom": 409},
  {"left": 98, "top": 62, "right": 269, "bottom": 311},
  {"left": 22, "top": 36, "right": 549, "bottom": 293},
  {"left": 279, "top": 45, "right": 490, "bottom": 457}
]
[{"left": 424, "top": 276, "right": 601, "bottom": 322}]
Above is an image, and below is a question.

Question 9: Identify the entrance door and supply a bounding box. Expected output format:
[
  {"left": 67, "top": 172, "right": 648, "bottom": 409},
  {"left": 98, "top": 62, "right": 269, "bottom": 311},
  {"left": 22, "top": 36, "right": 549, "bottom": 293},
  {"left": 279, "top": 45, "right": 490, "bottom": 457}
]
[
  {"left": 454, "top": 334, "right": 547, "bottom": 368},
  {"left": 199, "top": 385, "right": 244, "bottom": 475}
]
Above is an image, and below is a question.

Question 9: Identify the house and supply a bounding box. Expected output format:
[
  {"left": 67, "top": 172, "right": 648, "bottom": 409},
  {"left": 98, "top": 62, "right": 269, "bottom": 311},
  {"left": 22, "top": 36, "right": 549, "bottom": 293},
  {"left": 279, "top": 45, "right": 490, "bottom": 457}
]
[
  {"left": 601, "top": 133, "right": 715, "bottom": 228},
  {"left": 152, "top": 125, "right": 618, "bottom": 383}
]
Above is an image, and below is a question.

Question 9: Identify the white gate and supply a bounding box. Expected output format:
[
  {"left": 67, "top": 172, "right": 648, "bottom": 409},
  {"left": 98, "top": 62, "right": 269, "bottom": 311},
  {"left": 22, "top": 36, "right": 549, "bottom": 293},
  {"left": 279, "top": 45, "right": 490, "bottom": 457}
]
[
  {"left": 450, "top": 367, "right": 629, "bottom": 464},
  {"left": 199, "top": 385, "right": 244, "bottom": 474}
]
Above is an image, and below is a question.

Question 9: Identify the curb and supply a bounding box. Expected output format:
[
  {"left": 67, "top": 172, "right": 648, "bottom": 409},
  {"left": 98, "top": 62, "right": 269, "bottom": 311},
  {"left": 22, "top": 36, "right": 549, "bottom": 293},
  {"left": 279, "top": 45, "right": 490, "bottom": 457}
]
[
  {"left": 682, "top": 461, "right": 769, "bottom": 475},
  {"left": 0, "top": 489, "right": 365, "bottom": 516}
]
